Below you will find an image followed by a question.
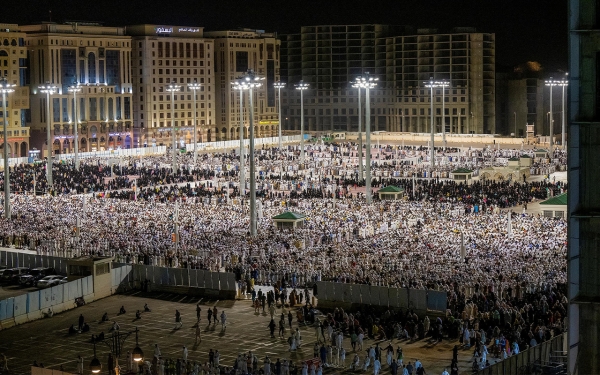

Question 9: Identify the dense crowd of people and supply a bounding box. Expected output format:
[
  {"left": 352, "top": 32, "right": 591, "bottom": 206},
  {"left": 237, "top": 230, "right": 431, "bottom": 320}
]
[{"left": 0, "top": 142, "right": 568, "bottom": 374}]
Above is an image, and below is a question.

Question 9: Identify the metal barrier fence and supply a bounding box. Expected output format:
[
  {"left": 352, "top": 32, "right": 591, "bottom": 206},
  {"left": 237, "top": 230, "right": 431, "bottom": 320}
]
[
  {"left": 0, "top": 250, "right": 69, "bottom": 275},
  {"left": 186, "top": 135, "right": 302, "bottom": 152},
  {"left": 315, "top": 281, "right": 447, "bottom": 312},
  {"left": 112, "top": 263, "right": 237, "bottom": 292},
  {"left": 0, "top": 276, "right": 93, "bottom": 324},
  {"left": 476, "top": 333, "right": 566, "bottom": 375},
  {"left": 57, "top": 146, "right": 167, "bottom": 160}
]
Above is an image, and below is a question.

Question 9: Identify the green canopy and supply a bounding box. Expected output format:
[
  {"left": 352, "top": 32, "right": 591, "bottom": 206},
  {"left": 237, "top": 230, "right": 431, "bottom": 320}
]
[
  {"left": 378, "top": 185, "right": 404, "bottom": 193},
  {"left": 452, "top": 168, "right": 473, "bottom": 174},
  {"left": 540, "top": 193, "right": 568, "bottom": 206},
  {"left": 272, "top": 211, "right": 307, "bottom": 220}
]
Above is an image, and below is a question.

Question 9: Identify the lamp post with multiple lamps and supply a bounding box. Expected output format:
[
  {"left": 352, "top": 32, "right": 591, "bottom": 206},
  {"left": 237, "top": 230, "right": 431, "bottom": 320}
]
[
  {"left": 246, "top": 71, "right": 263, "bottom": 236},
  {"left": 438, "top": 80, "right": 450, "bottom": 148},
  {"left": 554, "top": 75, "right": 569, "bottom": 149},
  {"left": 354, "top": 73, "right": 378, "bottom": 204},
  {"left": 295, "top": 80, "right": 309, "bottom": 163},
  {"left": 351, "top": 80, "right": 364, "bottom": 181},
  {"left": 166, "top": 82, "right": 181, "bottom": 173},
  {"left": 424, "top": 78, "right": 444, "bottom": 169},
  {"left": 233, "top": 78, "right": 246, "bottom": 194},
  {"left": 233, "top": 71, "right": 263, "bottom": 236},
  {"left": 545, "top": 78, "right": 557, "bottom": 154},
  {"left": 68, "top": 83, "right": 82, "bottom": 171},
  {"left": 188, "top": 81, "right": 202, "bottom": 165},
  {"left": 0, "top": 78, "right": 15, "bottom": 219},
  {"left": 39, "top": 84, "right": 58, "bottom": 189},
  {"left": 90, "top": 327, "right": 144, "bottom": 375},
  {"left": 274, "top": 81, "right": 286, "bottom": 150}
]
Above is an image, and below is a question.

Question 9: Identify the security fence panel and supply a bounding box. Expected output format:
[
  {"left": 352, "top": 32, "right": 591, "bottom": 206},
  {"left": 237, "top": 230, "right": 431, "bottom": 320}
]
[
  {"left": 4, "top": 298, "right": 14, "bottom": 319},
  {"left": 160, "top": 267, "right": 170, "bottom": 285},
  {"left": 40, "top": 288, "right": 53, "bottom": 309},
  {"left": 410, "top": 289, "right": 428, "bottom": 311},
  {"left": 315, "top": 282, "right": 327, "bottom": 300},
  {"left": 349, "top": 284, "right": 361, "bottom": 304},
  {"left": 181, "top": 268, "right": 190, "bottom": 287},
  {"left": 204, "top": 271, "right": 213, "bottom": 289},
  {"left": 210, "top": 273, "right": 221, "bottom": 290},
  {"left": 398, "top": 288, "right": 409, "bottom": 309},
  {"left": 76, "top": 278, "right": 83, "bottom": 297},
  {"left": 80, "top": 277, "right": 88, "bottom": 297},
  {"left": 326, "top": 282, "right": 336, "bottom": 302},
  {"left": 85, "top": 276, "right": 94, "bottom": 295},
  {"left": 13, "top": 294, "right": 27, "bottom": 316},
  {"left": 28, "top": 291, "right": 40, "bottom": 313},
  {"left": 24, "top": 254, "right": 35, "bottom": 268},
  {"left": 51, "top": 284, "right": 64, "bottom": 305},
  {"left": 196, "top": 270, "right": 207, "bottom": 288},
  {"left": 426, "top": 290, "right": 447, "bottom": 312},
  {"left": 68, "top": 280, "right": 79, "bottom": 300},
  {"left": 0, "top": 299, "right": 7, "bottom": 320},
  {"left": 168, "top": 268, "right": 180, "bottom": 285},
  {"left": 188, "top": 269, "right": 198, "bottom": 287},
  {"left": 224, "top": 273, "right": 237, "bottom": 291},
  {"left": 359, "top": 284, "right": 371, "bottom": 305},
  {"left": 337, "top": 283, "right": 351, "bottom": 303},
  {"left": 369, "top": 285, "right": 382, "bottom": 306},
  {"left": 388, "top": 287, "right": 399, "bottom": 308}
]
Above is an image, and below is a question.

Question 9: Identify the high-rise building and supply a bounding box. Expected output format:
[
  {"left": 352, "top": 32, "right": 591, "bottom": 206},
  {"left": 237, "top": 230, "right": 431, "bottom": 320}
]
[
  {"left": 22, "top": 22, "right": 133, "bottom": 154},
  {"left": 281, "top": 25, "right": 495, "bottom": 135},
  {"left": 127, "top": 25, "right": 215, "bottom": 146},
  {"left": 0, "top": 23, "right": 30, "bottom": 157},
  {"left": 568, "top": 0, "right": 600, "bottom": 373},
  {"left": 205, "top": 29, "right": 281, "bottom": 141}
]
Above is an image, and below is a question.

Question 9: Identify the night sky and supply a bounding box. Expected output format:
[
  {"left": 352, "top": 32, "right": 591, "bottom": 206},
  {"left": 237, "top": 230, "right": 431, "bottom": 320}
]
[{"left": 1, "top": 0, "right": 568, "bottom": 72}]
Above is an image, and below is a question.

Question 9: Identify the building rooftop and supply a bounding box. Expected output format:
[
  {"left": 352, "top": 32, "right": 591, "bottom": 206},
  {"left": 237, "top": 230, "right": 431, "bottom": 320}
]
[{"left": 540, "top": 193, "right": 568, "bottom": 206}]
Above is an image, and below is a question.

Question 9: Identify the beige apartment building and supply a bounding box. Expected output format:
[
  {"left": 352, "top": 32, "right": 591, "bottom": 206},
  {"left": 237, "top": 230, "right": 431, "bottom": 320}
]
[
  {"left": 0, "top": 23, "right": 30, "bottom": 158},
  {"left": 127, "top": 25, "right": 215, "bottom": 146},
  {"left": 205, "top": 29, "right": 281, "bottom": 141},
  {"left": 281, "top": 25, "right": 495, "bottom": 135},
  {"left": 22, "top": 22, "right": 133, "bottom": 154}
]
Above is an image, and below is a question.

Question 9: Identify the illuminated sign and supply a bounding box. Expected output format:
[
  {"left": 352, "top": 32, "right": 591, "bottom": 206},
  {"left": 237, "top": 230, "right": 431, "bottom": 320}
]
[
  {"left": 155, "top": 27, "right": 173, "bottom": 34},
  {"left": 259, "top": 120, "right": 280, "bottom": 125},
  {"left": 178, "top": 28, "right": 200, "bottom": 33}
]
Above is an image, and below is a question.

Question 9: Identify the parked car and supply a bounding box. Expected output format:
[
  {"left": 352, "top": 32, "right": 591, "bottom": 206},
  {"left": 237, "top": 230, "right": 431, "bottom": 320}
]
[
  {"left": 1, "top": 267, "right": 31, "bottom": 284},
  {"left": 37, "top": 275, "right": 65, "bottom": 288},
  {"left": 19, "top": 267, "right": 57, "bottom": 287}
]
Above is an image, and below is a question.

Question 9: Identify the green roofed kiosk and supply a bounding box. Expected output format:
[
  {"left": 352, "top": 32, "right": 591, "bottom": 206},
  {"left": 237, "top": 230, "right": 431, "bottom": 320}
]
[
  {"left": 539, "top": 192, "right": 567, "bottom": 218},
  {"left": 377, "top": 185, "right": 405, "bottom": 200},
  {"left": 272, "top": 211, "right": 307, "bottom": 230},
  {"left": 451, "top": 168, "right": 474, "bottom": 182}
]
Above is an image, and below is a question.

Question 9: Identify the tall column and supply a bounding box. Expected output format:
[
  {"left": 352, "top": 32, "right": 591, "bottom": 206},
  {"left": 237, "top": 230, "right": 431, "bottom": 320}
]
[{"left": 365, "top": 86, "right": 372, "bottom": 204}]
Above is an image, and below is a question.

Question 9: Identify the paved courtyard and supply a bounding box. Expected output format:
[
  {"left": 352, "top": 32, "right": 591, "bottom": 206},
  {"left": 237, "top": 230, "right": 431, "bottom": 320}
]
[{"left": 0, "top": 291, "right": 492, "bottom": 375}]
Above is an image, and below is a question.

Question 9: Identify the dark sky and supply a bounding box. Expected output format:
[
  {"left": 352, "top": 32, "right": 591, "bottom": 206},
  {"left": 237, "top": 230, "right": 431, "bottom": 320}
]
[{"left": 1, "top": 0, "right": 568, "bottom": 72}]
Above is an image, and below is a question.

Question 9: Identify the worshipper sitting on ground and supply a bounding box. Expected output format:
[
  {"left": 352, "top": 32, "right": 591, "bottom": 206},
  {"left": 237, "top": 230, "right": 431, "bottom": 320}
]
[
  {"left": 43, "top": 308, "right": 53, "bottom": 318},
  {"left": 119, "top": 306, "right": 126, "bottom": 315},
  {"left": 101, "top": 312, "right": 109, "bottom": 322},
  {"left": 68, "top": 325, "right": 77, "bottom": 334},
  {"left": 136, "top": 310, "right": 142, "bottom": 319},
  {"left": 111, "top": 321, "right": 120, "bottom": 331},
  {"left": 144, "top": 303, "right": 151, "bottom": 312}
]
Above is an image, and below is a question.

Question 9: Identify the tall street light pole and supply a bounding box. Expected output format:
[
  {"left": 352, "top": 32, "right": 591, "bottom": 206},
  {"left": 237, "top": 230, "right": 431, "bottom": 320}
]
[
  {"left": 514, "top": 111, "right": 517, "bottom": 138},
  {"left": 39, "top": 84, "right": 57, "bottom": 189},
  {"left": 355, "top": 73, "right": 378, "bottom": 204},
  {"left": 166, "top": 82, "right": 181, "bottom": 174},
  {"left": 232, "top": 78, "right": 246, "bottom": 194},
  {"left": 437, "top": 80, "right": 450, "bottom": 148},
  {"left": 274, "top": 81, "right": 286, "bottom": 150},
  {"left": 545, "top": 77, "right": 557, "bottom": 154},
  {"left": 295, "top": 80, "right": 309, "bottom": 163},
  {"left": 352, "top": 81, "right": 363, "bottom": 182},
  {"left": 243, "top": 70, "right": 263, "bottom": 236},
  {"left": 555, "top": 75, "right": 569, "bottom": 149},
  {"left": 424, "top": 78, "right": 440, "bottom": 169},
  {"left": 188, "top": 81, "right": 202, "bottom": 165},
  {"left": 68, "top": 83, "right": 82, "bottom": 171},
  {"left": 0, "top": 78, "right": 15, "bottom": 219}
]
